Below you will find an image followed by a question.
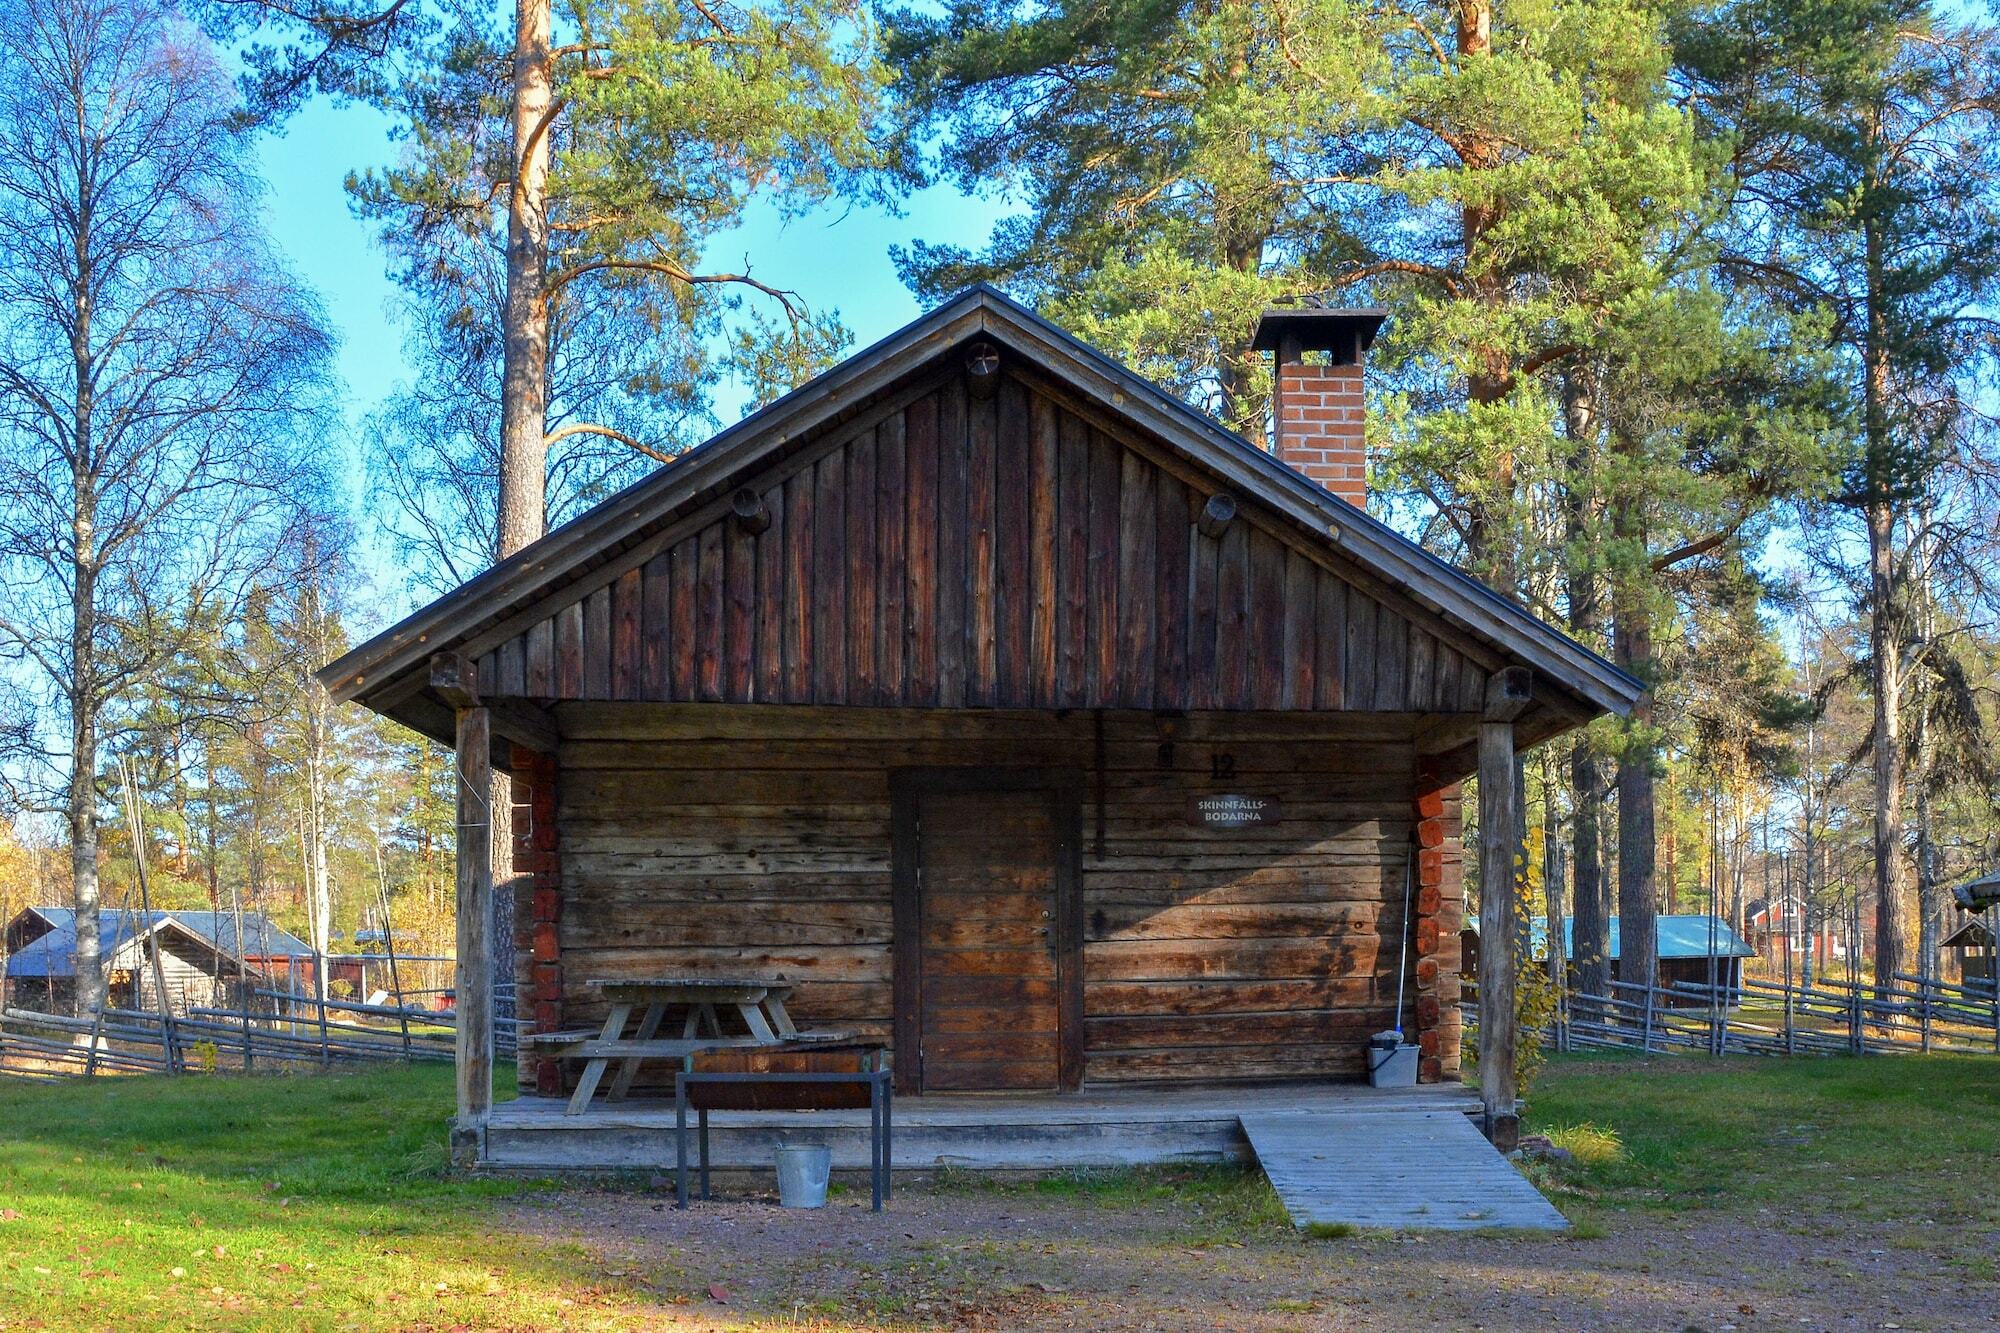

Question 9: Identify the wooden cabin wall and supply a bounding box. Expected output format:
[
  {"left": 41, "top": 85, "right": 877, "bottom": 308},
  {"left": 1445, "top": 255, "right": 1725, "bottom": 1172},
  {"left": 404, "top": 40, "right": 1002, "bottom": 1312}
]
[
  {"left": 525, "top": 705, "right": 1465, "bottom": 1092},
  {"left": 120, "top": 934, "right": 228, "bottom": 1017},
  {"left": 473, "top": 371, "right": 1496, "bottom": 716}
]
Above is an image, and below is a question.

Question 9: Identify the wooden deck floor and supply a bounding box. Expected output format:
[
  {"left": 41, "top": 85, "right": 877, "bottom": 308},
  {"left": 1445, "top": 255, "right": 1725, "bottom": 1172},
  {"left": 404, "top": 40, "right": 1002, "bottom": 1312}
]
[
  {"left": 1240, "top": 1110, "right": 1568, "bottom": 1232},
  {"left": 482, "top": 1081, "right": 1481, "bottom": 1173}
]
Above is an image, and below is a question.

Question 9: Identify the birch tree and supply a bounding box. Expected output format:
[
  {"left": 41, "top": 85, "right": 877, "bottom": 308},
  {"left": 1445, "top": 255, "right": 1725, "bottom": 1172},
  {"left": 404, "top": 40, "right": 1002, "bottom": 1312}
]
[{"left": 0, "top": 0, "right": 329, "bottom": 1012}]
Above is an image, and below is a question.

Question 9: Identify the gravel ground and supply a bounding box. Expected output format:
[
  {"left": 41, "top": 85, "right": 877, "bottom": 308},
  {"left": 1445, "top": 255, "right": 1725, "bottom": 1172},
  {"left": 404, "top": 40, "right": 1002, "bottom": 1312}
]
[{"left": 499, "top": 1171, "right": 2000, "bottom": 1332}]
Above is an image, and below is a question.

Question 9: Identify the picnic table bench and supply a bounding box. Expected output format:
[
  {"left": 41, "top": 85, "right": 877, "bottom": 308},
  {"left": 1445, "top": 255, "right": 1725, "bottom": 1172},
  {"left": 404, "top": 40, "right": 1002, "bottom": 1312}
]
[{"left": 526, "top": 977, "right": 853, "bottom": 1115}]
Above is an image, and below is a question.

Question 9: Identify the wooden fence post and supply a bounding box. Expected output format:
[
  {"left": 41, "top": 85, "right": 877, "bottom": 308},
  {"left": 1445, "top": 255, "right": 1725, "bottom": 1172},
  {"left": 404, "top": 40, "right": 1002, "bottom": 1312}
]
[
  {"left": 315, "top": 954, "right": 332, "bottom": 1068},
  {"left": 1476, "top": 671, "right": 1529, "bottom": 1152},
  {"left": 1920, "top": 974, "right": 1933, "bottom": 1054},
  {"left": 1641, "top": 983, "right": 1655, "bottom": 1054}
]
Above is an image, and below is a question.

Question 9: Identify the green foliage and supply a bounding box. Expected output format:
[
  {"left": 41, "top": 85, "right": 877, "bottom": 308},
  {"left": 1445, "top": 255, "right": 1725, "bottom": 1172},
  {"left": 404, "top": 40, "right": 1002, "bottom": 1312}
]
[{"left": 345, "top": 0, "right": 899, "bottom": 422}]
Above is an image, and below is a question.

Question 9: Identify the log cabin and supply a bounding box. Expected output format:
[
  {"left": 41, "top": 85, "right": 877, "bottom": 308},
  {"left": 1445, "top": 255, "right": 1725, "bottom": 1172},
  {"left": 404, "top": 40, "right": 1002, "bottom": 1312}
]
[{"left": 319, "top": 287, "right": 1640, "bottom": 1169}]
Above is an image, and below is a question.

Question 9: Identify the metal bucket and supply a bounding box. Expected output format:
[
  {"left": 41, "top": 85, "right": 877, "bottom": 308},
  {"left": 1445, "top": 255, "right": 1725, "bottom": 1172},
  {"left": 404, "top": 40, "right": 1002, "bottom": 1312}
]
[
  {"left": 774, "top": 1143, "right": 833, "bottom": 1208},
  {"left": 1367, "top": 1030, "right": 1419, "bottom": 1088}
]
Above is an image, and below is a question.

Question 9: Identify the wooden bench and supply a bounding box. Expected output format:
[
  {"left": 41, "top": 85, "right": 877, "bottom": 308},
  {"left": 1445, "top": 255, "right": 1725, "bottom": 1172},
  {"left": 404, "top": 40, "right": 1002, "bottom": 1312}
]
[{"left": 674, "top": 1044, "right": 892, "bottom": 1211}]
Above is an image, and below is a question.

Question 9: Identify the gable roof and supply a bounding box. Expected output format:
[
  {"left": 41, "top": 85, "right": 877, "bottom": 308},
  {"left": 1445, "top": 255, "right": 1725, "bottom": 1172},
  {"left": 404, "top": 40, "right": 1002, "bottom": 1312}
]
[
  {"left": 3, "top": 909, "right": 311, "bottom": 978},
  {"left": 320, "top": 286, "right": 1639, "bottom": 733}
]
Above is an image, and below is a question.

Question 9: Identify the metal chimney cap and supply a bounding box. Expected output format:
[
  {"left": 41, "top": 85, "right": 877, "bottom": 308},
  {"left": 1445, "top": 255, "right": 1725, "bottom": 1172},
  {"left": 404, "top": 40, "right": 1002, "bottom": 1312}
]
[{"left": 1250, "top": 307, "right": 1388, "bottom": 364}]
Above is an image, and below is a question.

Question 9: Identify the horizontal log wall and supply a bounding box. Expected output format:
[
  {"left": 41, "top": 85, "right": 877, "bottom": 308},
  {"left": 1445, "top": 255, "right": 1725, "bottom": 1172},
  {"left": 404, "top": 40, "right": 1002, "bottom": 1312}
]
[
  {"left": 476, "top": 370, "right": 1493, "bottom": 714},
  {"left": 535, "top": 705, "right": 1464, "bottom": 1089}
]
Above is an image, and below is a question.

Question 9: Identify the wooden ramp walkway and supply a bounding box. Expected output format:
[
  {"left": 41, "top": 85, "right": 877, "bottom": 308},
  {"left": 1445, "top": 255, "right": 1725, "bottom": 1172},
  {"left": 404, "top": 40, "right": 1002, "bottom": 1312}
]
[{"left": 1239, "top": 1110, "right": 1569, "bottom": 1232}]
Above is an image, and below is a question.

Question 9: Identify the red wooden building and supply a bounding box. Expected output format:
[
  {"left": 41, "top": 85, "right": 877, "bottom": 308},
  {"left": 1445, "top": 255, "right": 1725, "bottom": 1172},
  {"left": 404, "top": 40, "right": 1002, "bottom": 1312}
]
[{"left": 320, "top": 288, "right": 1637, "bottom": 1169}]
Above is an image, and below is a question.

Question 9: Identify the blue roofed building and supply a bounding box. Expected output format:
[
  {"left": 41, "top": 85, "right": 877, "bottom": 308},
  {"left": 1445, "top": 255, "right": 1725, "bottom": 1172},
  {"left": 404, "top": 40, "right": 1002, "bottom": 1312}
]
[
  {"left": 2, "top": 907, "right": 312, "bottom": 1016},
  {"left": 1462, "top": 913, "right": 1755, "bottom": 1003}
]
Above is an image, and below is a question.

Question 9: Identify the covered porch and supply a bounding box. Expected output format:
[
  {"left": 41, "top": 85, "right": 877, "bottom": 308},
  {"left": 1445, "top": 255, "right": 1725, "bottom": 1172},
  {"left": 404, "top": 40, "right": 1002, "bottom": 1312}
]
[{"left": 482, "top": 1078, "right": 1481, "bottom": 1173}]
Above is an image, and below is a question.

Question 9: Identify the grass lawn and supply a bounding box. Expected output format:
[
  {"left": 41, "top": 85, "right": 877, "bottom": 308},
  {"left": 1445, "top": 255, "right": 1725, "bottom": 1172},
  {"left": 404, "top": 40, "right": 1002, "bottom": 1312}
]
[
  {"left": 1523, "top": 1049, "right": 2000, "bottom": 1231},
  {"left": 0, "top": 1055, "right": 1994, "bottom": 1330},
  {"left": 0, "top": 1067, "right": 633, "bottom": 1331}
]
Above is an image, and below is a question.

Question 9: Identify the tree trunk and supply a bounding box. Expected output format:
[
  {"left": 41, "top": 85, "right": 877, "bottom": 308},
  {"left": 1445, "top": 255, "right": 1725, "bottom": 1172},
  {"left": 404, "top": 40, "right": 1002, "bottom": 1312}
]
[
  {"left": 1612, "top": 486, "right": 1658, "bottom": 995},
  {"left": 1561, "top": 369, "right": 1609, "bottom": 1006},
  {"left": 488, "top": 0, "right": 556, "bottom": 1079},
  {"left": 1913, "top": 684, "right": 1938, "bottom": 980},
  {"left": 1864, "top": 206, "right": 1906, "bottom": 998},
  {"left": 499, "top": 0, "right": 554, "bottom": 559},
  {"left": 68, "top": 686, "right": 103, "bottom": 1017},
  {"left": 1544, "top": 768, "right": 1566, "bottom": 998},
  {"left": 69, "top": 240, "right": 105, "bottom": 1016},
  {"left": 1454, "top": 0, "right": 1517, "bottom": 580}
]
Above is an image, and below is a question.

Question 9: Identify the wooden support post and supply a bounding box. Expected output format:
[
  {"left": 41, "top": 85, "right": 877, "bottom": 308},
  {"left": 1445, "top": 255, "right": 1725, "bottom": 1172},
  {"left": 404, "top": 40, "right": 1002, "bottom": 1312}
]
[
  {"left": 439, "top": 653, "right": 493, "bottom": 1165},
  {"left": 1477, "top": 666, "right": 1530, "bottom": 1151}
]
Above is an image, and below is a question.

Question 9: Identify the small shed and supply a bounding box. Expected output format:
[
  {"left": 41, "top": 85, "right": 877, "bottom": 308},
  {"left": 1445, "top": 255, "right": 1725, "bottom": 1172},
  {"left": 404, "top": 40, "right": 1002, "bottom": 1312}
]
[
  {"left": 2, "top": 908, "right": 311, "bottom": 1016},
  {"left": 1466, "top": 913, "right": 1755, "bottom": 1003},
  {"left": 1941, "top": 920, "right": 1995, "bottom": 991},
  {"left": 318, "top": 287, "right": 1640, "bottom": 1163}
]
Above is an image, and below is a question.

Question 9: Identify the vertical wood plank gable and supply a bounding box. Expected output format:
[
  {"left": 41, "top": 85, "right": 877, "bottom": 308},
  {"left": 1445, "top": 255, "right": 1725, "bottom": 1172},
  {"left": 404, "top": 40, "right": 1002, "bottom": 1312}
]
[
  {"left": 1153, "top": 474, "right": 1190, "bottom": 705},
  {"left": 934, "top": 381, "right": 968, "bottom": 708},
  {"left": 1085, "top": 429, "right": 1122, "bottom": 703},
  {"left": 696, "top": 524, "right": 725, "bottom": 703},
  {"left": 1407, "top": 629, "right": 1436, "bottom": 712},
  {"left": 642, "top": 554, "right": 671, "bottom": 700},
  {"left": 1247, "top": 527, "right": 1287, "bottom": 710},
  {"left": 453, "top": 402, "right": 1524, "bottom": 720},
  {"left": 876, "top": 415, "right": 908, "bottom": 707},
  {"left": 783, "top": 470, "right": 813, "bottom": 703},
  {"left": 495, "top": 636, "right": 526, "bottom": 698},
  {"left": 1116, "top": 450, "right": 1157, "bottom": 708},
  {"left": 1215, "top": 519, "right": 1250, "bottom": 708},
  {"left": 905, "top": 393, "right": 940, "bottom": 706},
  {"left": 582, "top": 586, "right": 612, "bottom": 700},
  {"left": 670, "top": 537, "right": 698, "bottom": 702},
  {"left": 847, "top": 429, "right": 878, "bottom": 704},
  {"left": 724, "top": 507, "right": 756, "bottom": 701},
  {"left": 996, "top": 379, "right": 1034, "bottom": 706},
  {"left": 1028, "top": 394, "right": 1060, "bottom": 706},
  {"left": 611, "top": 567, "right": 642, "bottom": 701},
  {"left": 525, "top": 618, "right": 554, "bottom": 697},
  {"left": 1189, "top": 514, "right": 1221, "bottom": 709},
  {"left": 1345, "top": 593, "right": 1377, "bottom": 709},
  {"left": 1281, "top": 548, "right": 1316, "bottom": 710},
  {"left": 1373, "top": 608, "right": 1408, "bottom": 712},
  {"left": 1313, "top": 569, "right": 1345, "bottom": 709},
  {"left": 813, "top": 450, "right": 848, "bottom": 704},
  {"left": 753, "top": 485, "right": 784, "bottom": 703},
  {"left": 966, "top": 383, "right": 999, "bottom": 706},
  {"left": 1055, "top": 411, "right": 1090, "bottom": 707}
]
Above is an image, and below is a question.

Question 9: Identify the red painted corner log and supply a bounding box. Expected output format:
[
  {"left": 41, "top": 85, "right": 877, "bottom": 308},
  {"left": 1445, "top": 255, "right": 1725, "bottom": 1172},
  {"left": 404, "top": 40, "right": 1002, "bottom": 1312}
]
[
  {"left": 510, "top": 745, "right": 563, "bottom": 1098},
  {"left": 1409, "top": 762, "right": 1454, "bottom": 1086}
]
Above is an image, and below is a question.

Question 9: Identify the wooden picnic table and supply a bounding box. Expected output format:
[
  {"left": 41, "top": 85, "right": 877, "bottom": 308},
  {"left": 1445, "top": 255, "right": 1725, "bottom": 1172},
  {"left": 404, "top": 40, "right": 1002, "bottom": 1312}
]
[{"left": 532, "top": 977, "right": 849, "bottom": 1115}]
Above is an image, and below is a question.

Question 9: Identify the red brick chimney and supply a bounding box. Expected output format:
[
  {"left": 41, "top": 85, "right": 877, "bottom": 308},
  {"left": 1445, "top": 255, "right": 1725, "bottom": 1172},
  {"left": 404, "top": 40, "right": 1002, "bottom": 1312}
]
[{"left": 1251, "top": 307, "right": 1386, "bottom": 508}]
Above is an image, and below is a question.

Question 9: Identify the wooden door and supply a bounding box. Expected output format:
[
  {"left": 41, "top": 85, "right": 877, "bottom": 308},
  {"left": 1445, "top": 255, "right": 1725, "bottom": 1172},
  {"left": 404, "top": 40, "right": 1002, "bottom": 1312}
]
[{"left": 891, "top": 771, "right": 1082, "bottom": 1094}]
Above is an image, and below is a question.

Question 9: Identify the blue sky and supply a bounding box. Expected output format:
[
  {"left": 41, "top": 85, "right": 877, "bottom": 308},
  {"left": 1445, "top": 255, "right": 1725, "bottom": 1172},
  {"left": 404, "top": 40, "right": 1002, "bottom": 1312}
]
[
  {"left": 254, "top": 98, "right": 998, "bottom": 435},
  {"left": 252, "top": 94, "right": 1002, "bottom": 624}
]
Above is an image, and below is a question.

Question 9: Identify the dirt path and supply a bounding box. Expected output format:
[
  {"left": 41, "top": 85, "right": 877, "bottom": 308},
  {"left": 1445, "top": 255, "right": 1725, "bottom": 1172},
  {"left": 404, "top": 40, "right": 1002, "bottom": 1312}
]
[{"left": 499, "top": 1171, "right": 2000, "bottom": 1332}]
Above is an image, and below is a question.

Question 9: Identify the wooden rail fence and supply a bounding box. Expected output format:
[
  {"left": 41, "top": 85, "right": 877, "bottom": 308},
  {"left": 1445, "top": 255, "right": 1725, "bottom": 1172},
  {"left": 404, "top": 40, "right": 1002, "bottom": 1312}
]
[
  {"left": 1468, "top": 971, "right": 2000, "bottom": 1060},
  {"left": 0, "top": 987, "right": 524, "bottom": 1081}
]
